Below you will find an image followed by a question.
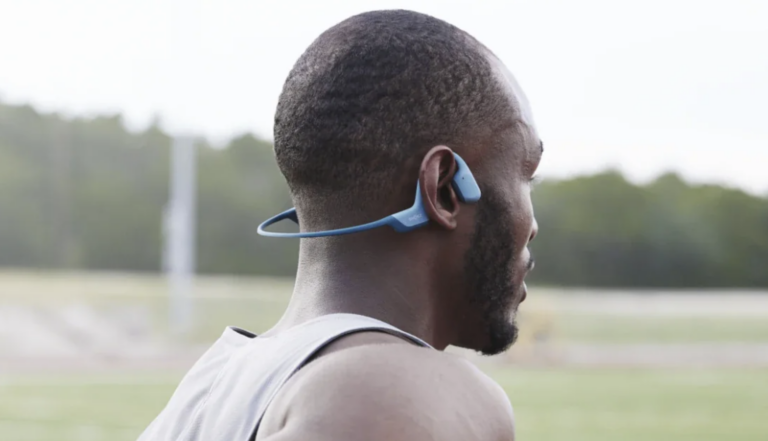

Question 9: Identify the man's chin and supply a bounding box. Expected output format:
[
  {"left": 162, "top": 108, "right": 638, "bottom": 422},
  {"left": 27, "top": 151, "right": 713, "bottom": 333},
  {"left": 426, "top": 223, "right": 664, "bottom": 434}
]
[{"left": 478, "top": 317, "right": 519, "bottom": 356}]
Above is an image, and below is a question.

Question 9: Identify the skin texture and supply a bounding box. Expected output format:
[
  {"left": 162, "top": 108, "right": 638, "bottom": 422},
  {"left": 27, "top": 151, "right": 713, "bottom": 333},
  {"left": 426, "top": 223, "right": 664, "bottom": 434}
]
[
  {"left": 255, "top": 47, "right": 542, "bottom": 440},
  {"left": 258, "top": 342, "right": 516, "bottom": 441}
]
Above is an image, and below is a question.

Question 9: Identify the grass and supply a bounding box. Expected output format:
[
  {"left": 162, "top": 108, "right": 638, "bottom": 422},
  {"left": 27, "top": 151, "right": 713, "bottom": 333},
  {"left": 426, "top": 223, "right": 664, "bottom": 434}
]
[
  {"left": 2, "top": 272, "right": 768, "bottom": 440},
  {"left": 491, "top": 368, "right": 768, "bottom": 441},
  {"left": 1, "top": 368, "right": 766, "bottom": 441},
  {"left": 2, "top": 270, "right": 768, "bottom": 344},
  {"left": 554, "top": 314, "right": 768, "bottom": 343},
  {"left": 0, "top": 375, "right": 175, "bottom": 441}
]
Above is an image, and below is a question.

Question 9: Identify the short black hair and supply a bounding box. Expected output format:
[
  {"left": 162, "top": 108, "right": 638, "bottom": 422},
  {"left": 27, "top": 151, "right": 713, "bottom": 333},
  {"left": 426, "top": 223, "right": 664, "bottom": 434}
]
[{"left": 274, "top": 10, "right": 511, "bottom": 216}]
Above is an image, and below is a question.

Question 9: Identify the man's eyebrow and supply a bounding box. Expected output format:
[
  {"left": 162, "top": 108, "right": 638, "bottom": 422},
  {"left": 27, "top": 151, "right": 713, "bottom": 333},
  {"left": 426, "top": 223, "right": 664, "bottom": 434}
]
[{"left": 539, "top": 141, "right": 544, "bottom": 154}]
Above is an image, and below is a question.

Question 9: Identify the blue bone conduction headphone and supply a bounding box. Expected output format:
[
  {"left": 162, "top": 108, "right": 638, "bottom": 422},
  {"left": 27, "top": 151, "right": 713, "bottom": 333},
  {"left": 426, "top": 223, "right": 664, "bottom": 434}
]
[{"left": 257, "top": 153, "right": 481, "bottom": 238}]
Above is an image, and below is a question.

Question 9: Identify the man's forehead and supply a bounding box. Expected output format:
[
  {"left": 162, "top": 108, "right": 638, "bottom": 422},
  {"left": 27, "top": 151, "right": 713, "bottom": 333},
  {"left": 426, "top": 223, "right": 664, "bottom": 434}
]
[{"left": 487, "top": 53, "right": 537, "bottom": 133}]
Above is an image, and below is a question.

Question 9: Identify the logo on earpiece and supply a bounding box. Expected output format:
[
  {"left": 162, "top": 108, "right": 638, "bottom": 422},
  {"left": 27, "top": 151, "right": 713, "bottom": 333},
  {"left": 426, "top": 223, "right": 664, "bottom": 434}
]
[{"left": 408, "top": 214, "right": 424, "bottom": 223}]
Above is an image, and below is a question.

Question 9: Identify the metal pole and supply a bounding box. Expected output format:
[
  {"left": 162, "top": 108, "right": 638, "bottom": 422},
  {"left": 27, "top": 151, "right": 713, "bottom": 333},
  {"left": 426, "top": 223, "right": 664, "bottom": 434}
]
[{"left": 165, "top": 136, "right": 197, "bottom": 336}]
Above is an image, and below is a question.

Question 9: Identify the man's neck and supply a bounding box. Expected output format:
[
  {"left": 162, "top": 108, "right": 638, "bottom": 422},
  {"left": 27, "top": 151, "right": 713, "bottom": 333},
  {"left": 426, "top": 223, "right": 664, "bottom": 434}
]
[{"left": 267, "top": 236, "right": 456, "bottom": 350}]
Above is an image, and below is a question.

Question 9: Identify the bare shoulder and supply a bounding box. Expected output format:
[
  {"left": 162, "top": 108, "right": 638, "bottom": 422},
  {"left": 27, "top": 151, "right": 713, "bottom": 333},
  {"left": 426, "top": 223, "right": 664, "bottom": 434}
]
[{"left": 257, "top": 344, "right": 514, "bottom": 441}]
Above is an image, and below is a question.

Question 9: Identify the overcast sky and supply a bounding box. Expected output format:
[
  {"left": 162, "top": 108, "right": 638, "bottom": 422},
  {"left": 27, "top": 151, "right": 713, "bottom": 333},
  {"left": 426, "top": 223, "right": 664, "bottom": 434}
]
[{"left": 1, "top": 0, "right": 766, "bottom": 195}]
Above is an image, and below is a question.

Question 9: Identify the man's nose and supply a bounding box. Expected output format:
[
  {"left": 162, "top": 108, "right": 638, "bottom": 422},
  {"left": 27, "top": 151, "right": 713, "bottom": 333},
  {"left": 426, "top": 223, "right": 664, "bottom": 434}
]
[{"left": 529, "top": 217, "right": 539, "bottom": 243}]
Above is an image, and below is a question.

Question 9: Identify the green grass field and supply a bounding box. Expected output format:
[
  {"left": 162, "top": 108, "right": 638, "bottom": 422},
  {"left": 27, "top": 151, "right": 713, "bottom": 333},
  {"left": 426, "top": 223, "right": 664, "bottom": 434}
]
[
  {"left": 555, "top": 314, "right": 768, "bottom": 343},
  {"left": 3, "top": 271, "right": 768, "bottom": 345},
  {"left": 2, "top": 271, "right": 768, "bottom": 440},
  {"left": 1, "top": 368, "right": 766, "bottom": 441}
]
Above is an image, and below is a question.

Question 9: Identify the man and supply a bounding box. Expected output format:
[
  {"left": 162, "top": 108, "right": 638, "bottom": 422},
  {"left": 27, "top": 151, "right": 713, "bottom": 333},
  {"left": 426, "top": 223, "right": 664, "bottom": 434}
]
[{"left": 139, "top": 9, "right": 542, "bottom": 441}]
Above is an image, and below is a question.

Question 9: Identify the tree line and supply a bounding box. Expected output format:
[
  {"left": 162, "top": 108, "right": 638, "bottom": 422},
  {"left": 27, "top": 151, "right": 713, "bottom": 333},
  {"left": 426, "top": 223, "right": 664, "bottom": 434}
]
[{"left": 0, "top": 100, "right": 766, "bottom": 287}]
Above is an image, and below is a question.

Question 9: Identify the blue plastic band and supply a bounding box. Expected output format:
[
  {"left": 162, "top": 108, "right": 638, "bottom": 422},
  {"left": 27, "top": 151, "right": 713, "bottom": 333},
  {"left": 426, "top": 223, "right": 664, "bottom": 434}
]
[{"left": 257, "top": 153, "right": 480, "bottom": 238}]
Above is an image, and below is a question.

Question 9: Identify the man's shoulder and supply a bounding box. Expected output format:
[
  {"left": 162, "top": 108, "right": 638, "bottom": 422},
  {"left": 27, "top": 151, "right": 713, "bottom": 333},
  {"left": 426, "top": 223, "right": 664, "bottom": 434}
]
[
  {"left": 257, "top": 343, "right": 514, "bottom": 441},
  {"left": 314, "top": 343, "right": 503, "bottom": 396},
  {"left": 300, "top": 343, "right": 490, "bottom": 392}
]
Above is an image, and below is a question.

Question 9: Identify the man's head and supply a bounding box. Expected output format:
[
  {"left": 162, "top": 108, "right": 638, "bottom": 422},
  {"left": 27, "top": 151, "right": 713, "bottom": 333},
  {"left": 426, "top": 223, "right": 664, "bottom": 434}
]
[{"left": 274, "top": 10, "right": 542, "bottom": 355}]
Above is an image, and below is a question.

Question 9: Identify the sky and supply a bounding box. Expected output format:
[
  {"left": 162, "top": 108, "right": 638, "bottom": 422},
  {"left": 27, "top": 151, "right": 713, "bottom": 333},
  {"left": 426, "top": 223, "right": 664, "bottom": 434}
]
[{"left": 1, "top": 0, "right": 766, "bottom": 195}]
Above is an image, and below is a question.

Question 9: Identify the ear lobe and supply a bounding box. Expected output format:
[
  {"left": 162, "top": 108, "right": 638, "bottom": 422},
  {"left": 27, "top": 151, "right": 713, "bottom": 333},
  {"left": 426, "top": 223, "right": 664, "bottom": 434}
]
[{"left": 420, "top": 146, "right": 460, "bottom": 230}]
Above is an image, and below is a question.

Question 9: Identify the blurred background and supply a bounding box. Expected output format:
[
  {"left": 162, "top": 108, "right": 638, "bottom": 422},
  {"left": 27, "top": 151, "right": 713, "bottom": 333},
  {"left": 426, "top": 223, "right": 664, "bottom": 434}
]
[{"left": 1, "top": 1, "right": 767, "bottom": 440}]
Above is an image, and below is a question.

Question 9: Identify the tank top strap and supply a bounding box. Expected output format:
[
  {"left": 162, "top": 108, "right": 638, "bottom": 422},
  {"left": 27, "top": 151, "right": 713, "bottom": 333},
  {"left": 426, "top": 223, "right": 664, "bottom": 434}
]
[{"left": 139, "top": 313, "right": 431, "bottom": 441}]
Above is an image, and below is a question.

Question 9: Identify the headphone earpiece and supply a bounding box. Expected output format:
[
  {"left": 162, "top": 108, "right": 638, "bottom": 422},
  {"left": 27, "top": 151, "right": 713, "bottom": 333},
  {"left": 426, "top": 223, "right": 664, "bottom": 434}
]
[{"left": 451, "top": 154, "right": 481, "bottom": 203}]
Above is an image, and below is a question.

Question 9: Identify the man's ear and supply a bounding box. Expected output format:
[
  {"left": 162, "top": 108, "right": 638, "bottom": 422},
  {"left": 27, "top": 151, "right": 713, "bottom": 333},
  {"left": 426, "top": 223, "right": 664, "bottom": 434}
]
[{"left": 419, "top": 146, "right": 460, "bottom": 230}]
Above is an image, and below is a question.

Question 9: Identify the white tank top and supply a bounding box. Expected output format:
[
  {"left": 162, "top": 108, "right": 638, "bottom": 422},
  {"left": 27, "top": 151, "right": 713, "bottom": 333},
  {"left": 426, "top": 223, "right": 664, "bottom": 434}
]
[{"left": 137, "top": 313, "right": 431, "bottom": 441}]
